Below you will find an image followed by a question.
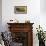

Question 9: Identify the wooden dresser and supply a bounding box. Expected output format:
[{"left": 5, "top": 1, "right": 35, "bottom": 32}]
[{"left": 7, "top": 23, "right": 34, "bottom": 46}]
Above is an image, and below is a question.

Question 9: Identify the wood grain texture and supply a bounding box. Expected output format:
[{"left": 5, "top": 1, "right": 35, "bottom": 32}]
[{"left": 7, "top": 23, "right": 34, "bottom": 46}]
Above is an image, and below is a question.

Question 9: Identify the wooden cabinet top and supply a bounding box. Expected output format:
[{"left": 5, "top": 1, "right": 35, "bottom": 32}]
[
  {"left": 7, "top": 23, "right": 34, "bottom": 25},
  {"left": 7, "top": 23, "right": 34, "bottom": 32}
]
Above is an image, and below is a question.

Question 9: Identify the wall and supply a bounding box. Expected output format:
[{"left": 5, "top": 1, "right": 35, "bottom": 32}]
[
  {"left": 40, "top": 0, "right": 46, "bottom": 13},
  {"left": 2, "top": 0, "right": 40, "bottom": 30},
  {"left": 40, "top": 0, "right": 46, "bottom": 31},
  {"left": 2, "top": 0, "right": 46, "bottom": 46},
  {"left": 0, "top": 0, "right": 2, "bottom": 32}
]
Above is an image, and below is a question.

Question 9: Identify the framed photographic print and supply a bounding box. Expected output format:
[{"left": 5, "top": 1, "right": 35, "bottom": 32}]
[{"left": 14, "top": 6, "right": 27, "bottom": 14}]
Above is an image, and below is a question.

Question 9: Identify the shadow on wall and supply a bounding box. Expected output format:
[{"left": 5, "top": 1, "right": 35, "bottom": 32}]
[
  {"left": 40, "top": 0, "right": 46, "bottom": 13},
  {"left": 0, "top": 0, "right": 2, "bottom": 32},
  {"left": 0, "top": 17, "right": 2, "bottom": 32}
]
